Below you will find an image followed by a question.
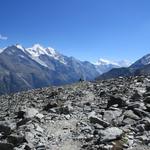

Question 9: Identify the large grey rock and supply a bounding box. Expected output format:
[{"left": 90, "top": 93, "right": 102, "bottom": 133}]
[
  {"left": 103, "top": 110, "right": 122, "bottom": 123},
  {"left": 99, "top": 127, "right": 123, "bottom": 142},
  {"left": 25, "top": 108, "right": 39, "bottom": 118}
]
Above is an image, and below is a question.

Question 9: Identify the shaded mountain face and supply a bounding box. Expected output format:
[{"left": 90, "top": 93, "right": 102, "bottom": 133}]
[
  {"left": 0, "top": 46, "right": 56, "bottom": 94},
  {"left": 96, "top": 67, "right": 132, "bottom": 80},
  {"left": 97, "top": 54, "right": 150, "bottom": 80},
  {"left": 130, "top": 54, "right": 150, "bottom": 70}
]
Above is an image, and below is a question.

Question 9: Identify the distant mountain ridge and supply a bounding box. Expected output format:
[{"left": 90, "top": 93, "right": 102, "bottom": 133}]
[
  {"left": 94, "top": 58, "right": 131, "bottom": 74},
  {"left": 97, "top": 53, "right": 150, "bottom": 80},
  {"left": 0, "top": 44, "right": 130, "bottom": 94}
]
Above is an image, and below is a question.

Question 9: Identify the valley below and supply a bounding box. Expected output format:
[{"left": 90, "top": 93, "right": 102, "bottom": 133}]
[{"left": 0, "top": 75, "right": 150, "bottom": 150}]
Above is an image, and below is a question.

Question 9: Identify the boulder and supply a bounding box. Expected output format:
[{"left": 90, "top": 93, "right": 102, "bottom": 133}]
[
  {"left": 25, "top": 108, "right": 39, "bottom": 118},
  {"left": 99, "top": 127, "right": 123, "bottom": 142},
  {"left": 107, "top": 95, "right": 127, "bottom": 108}
]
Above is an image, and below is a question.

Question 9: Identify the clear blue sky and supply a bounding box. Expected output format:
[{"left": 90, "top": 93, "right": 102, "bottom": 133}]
[{"left": 0, "top": 0, "right": 150, "bottom": 62}]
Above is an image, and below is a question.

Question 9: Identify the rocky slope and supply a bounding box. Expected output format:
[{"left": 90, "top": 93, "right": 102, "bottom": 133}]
[{"left": 0, "top": 76, "right": 150, "bottom": 150}]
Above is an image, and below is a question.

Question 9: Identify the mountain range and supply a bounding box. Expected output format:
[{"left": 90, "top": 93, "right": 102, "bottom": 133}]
[
  {"left": 0, "top": 44, "right": 129, "bottom": 94},
  {"left": 97, "top": 53, "right": 150, "bottom": 80}
]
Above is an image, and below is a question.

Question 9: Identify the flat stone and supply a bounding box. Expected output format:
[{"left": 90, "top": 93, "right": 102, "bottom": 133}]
[{"left": 89, "top": 112, "right": 110, "bottom": 127}]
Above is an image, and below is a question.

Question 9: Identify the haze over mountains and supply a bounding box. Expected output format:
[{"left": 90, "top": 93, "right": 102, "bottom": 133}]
[{"left": 0, "top": 44, "right": 130, "bottom": 95}]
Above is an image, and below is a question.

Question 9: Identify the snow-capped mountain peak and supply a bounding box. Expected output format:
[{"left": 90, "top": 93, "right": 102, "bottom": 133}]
[
  {"left": 45, "top": 47, "right": 58, "bottom": 58},
  {"left": 95, "top": 58, "right": 131, "bottom": 67},
  {"left": 0, "top": 47, "right": 5, "bottom": 53},
  {"left": 27, "top": 44, "right": 58, "bottom": 58},
  {"left": 32, "top": 43, "right": 44, "bottom": 50},
  {"left": 94, "top": 58, "right": 131, "bottom": 74},
  {"left": 16, "top": 44, "right": 25, "bottom": 52},
  {"left": 25, "top": 44, "right": 67, "bottom": 67},
  {"left": 95, "top": 58, "right": 119, "bottom": 66},
  {"left": 140, "top": 54, "right": 150, "bottom": 65},
  {"left": 117, "top": 60, "right": 132, "bottom": 67},
  {"left": 27, "top": 44, "right": 46, "bottom": 57}
]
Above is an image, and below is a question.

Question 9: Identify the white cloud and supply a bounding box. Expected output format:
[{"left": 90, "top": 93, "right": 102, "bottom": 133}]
[{"left": 0, "top": 34, "right": 8, "bottom": 40}]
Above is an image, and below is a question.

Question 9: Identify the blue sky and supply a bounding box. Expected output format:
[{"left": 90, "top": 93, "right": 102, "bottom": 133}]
[{"left": 0, "top": 0, "right": 150, "bottom": 62}]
